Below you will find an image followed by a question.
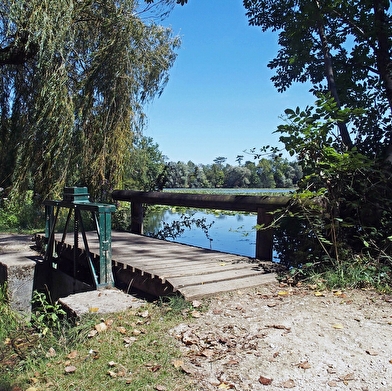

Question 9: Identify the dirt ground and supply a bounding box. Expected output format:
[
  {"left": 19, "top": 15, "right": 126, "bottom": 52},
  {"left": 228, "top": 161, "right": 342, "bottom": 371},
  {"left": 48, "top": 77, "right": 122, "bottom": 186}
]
[
  {"left": 2, "top": 234, "right": 392, "bottom": 390},
  {"left": 171, "top": 283, "right": 392, "bottom": 391}
]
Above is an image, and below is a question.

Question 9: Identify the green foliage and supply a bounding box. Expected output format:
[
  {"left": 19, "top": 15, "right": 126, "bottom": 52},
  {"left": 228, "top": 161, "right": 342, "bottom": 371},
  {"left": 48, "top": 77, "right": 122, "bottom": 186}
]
[
  {"left": 0, "top": 283, "right": 23, "bottom": 342},
  {"left": 263, "top": 95, "right": 392, "bottom": 289},
  {"left": 162, "top": 157, "right": 301, "bottom": 189},
  {"left": 0, "top": 0, "right": 180, "bottom": 202},
  {"left": 30, "top": 290, "right": 67, "bottom": 336},
  {"left": 277, "top": 94, "right": 366, "bottom": 164},
  {"left": 243, "top": 0, "right": 392, "bottom": 288},
  {"left": 125, "top": 134, "right": 167, "bottom": 191},
  {"left": 244, "top": 0, "right": 392, "bottom": 156},
  {"left": 0, "top": 190, "right": 45, "bottom": 231}
]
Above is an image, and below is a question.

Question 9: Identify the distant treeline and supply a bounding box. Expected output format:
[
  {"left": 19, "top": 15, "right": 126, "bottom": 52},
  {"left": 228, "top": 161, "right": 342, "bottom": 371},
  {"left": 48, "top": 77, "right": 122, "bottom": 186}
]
[{"left": 160, "top": 156, "right": 302, "bottom": 189}]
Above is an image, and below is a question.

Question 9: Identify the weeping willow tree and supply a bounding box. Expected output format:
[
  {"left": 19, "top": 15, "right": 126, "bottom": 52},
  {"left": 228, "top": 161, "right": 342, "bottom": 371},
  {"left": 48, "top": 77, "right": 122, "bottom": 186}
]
[{"left": 0, "top": 0, "right": 180, "bottom": 202}]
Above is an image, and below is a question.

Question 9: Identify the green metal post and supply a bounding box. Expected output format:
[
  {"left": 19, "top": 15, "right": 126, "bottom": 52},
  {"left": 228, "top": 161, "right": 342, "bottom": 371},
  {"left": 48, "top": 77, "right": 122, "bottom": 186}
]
[{"left": 97, "top": 206, "right": 114, "bottom": 287}]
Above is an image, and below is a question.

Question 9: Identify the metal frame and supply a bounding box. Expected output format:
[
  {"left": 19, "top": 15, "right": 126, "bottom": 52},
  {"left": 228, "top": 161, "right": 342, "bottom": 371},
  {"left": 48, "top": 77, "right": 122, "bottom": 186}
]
[{"left": 44, "top": 187, "right": 116, "bottom": 289}]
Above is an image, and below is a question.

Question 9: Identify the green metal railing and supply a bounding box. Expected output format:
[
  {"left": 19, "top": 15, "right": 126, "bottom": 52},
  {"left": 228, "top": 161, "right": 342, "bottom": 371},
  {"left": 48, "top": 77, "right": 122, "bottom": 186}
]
[{"left": 44, "top": 187, "right": 116, "bottom": 289}]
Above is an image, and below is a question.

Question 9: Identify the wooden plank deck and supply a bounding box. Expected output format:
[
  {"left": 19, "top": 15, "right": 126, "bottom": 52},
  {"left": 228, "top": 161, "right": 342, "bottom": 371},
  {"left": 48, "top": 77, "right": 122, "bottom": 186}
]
[{"left": 60, "top": 231, "right": 279, "bottom": 300}]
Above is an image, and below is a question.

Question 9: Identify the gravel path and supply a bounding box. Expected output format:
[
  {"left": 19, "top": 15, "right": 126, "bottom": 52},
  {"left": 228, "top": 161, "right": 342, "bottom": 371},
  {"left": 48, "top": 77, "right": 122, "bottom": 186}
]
[{"left": 171, "top": 284, "right": 392, "bottom": 390}]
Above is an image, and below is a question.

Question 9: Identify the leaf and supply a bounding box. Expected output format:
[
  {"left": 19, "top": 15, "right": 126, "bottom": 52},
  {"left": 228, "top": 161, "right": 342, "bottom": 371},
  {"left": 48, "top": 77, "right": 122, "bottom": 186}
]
[
  {"left": 88, "top": 329, "right": 98, "bottom": 338},
  {"left": 88, "top": 307, "right": 99, "bottom": 313},
  {"left": 277, "top": 290, "right": 289, "bottom": 296},
  {"left": 67, "top": 350, "right": 78, "bottom": 359},
  {"left": 332, "top": 323, "right": 344, "bottom": 329},
  {"left": 191, "top": 310, "right": 201, "bottom": 318},
  {"left": 282, "top": 379, "right": 295, "bottom": 388},
  {"left": 225, "top": 359, "right": 239, "bottom": 366},
  {"left": 218, "top": 382, "right": 234, "bottom": 389},
  {"left": 145, "top": 363, "right": 161, "bottom": 372},
  {"left": 284, "top": 108, "right": 295, "bottom": 116},
  {"left": 64, "top": 365, "right": 77, "bottom": 374},
  {"left": 172, "top": 359, "right": 184, "bottom": 369},
  {"left": 366, "top": 349, "right": 378, "bottom": 356},
  {"left": 267, "top": 324, "right": 291, "bottom": 331},
  {"left": 105, "top": 319, "right": 114, "bottom": 326},
  {"left": 192, "top": 300, "right": 202, "bottom": 308},
  {"left": 116, "top": 326, "right": 127, "bottom": 334},
  {"left": 95, "top": 322, "right": 107, "bottom": 333},
  {"left": 201, "top": 349, "right": 214, "bottom": 358},
  {"left": 155, "top": 386, "right": 167, "bottom": 391},
  {"left": 259, "top": 376, "right": 273, "bottom": 385},
  {"left": 296, "top": 361, "right": 311, "bottom": 369},
  {"left": 340, "top": 372, "right": 355, "bottom": 384},
  {"left": 314, "top": 291, "right": 325, "bottom": 297},
  {"left": 172, "top": 359, "right": 195, "bottom": 375},
  {"left": 139, "top": 310, "right": 149, "bottom": 318},
  {"left": 123, "top": 336, "right": 137, "bottom": 346},
  {"left": 45, "top": 347, "right": 56, "bottom": 357}
]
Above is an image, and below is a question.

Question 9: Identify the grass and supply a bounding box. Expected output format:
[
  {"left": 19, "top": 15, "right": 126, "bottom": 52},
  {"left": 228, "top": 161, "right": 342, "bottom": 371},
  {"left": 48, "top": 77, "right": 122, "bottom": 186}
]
[
  {"left": 0, "top": 292, "right": 203, "bottom": 391},
  {"left": 285, "top": 255, "right": 392, "bottom": 293},
  {"left": 0, "top": 283, "right": 23, "bottom": 343}
]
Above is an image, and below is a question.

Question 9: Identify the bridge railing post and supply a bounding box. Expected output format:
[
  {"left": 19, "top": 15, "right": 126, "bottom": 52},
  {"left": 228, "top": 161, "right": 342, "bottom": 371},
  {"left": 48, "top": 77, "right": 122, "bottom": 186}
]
[
  {"left": 130, "top": 201, "right": 144, "bottom": 234},
  {"left": 256, "top": 208, "right": 274, "bottom": 261}
]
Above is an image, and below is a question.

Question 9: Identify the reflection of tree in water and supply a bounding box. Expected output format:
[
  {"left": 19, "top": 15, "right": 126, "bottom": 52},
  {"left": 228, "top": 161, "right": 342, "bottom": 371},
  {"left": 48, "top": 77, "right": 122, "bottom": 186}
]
[
  {"left": 145, "top": 208, "right": 214, "bottom": 242},
  {"left": 143, "top": 208, "right": 261, "bottom": 257},
  {"left": 143, "top": 207, "right": 167, "bottom": 234}
]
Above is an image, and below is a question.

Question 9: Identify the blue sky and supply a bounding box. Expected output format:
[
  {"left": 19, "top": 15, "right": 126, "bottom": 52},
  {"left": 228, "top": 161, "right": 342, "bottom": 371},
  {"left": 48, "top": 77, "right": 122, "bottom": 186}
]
[{"left": 145, "top": 0, "right": 313, "bottom": 165}]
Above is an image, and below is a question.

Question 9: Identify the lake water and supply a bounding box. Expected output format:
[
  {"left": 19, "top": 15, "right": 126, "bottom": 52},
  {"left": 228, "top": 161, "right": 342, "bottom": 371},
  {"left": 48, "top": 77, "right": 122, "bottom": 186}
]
[
  {"left": 155, "top": 209, "right": 258, "bottom": 257},
  {"left": 144, "top": 188, "right": 293, "bottom": 260}
]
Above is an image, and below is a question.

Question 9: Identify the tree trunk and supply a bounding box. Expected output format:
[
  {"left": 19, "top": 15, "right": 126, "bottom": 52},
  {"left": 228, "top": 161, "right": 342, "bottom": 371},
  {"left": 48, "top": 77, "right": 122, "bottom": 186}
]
[
  {"left": 373, "top": 0, "right": 392, "bottom": 112},
  {"left": 314, "top": 0, "right": 353, "bottom": 149},
  {"left": 373, "top": 0, "right": 392, "bottom": 160}
]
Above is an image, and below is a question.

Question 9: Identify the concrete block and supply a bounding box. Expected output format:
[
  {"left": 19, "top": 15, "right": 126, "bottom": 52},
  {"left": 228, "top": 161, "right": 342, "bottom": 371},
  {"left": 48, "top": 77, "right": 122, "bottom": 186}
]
[
  {"left": 0, "top": 251, "right": 43, "bottom": 318},
  {"left": 58, "top": 288, "right": 146, "bottom": 317}
]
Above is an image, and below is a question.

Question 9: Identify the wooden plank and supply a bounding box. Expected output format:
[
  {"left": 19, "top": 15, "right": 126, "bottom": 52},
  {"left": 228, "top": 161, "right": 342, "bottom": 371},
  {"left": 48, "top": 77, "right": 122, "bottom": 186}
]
[
  {"left": 178, "top": 273, "right": 278, "bottom": 300},
  {"left": 159, "top": 268, "right": 257, "bottom": 283},
  {"left": 136, "top": 261, "right": 259, "bottom": 277},
  {"left": 112, "top": 257, "right": 263, "bottom": 282},
  {"left": 168, "top": 268, "right": 269, "bottom": 289}
]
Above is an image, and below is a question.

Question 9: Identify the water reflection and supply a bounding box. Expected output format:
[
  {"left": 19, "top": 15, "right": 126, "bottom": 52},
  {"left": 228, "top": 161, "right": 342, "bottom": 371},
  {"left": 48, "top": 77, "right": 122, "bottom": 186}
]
[
  {"left": 143, "top": 189, "right": 292, "bottom": 259},
  {"left": 144, "top": 208, "right": 257, "bottom": 258}
]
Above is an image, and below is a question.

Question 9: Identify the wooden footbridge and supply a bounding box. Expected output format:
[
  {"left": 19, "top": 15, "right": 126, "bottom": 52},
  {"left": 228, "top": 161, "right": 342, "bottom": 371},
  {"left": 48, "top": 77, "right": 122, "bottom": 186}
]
[
  {"left": 83, "top": 231, "right": 278, "bottom": 299},
  {"left": 41, "top": 188, "right": 289, "bottom": 300}
]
